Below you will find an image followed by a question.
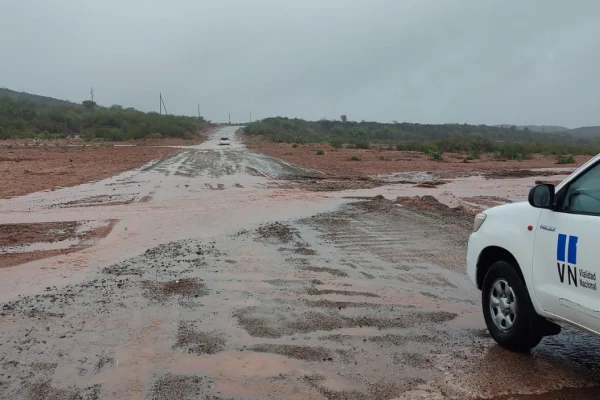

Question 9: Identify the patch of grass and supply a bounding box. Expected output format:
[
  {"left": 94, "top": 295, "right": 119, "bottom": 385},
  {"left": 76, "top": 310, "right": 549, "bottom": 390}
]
[
  {"left": 350, "top": 155, "right": 361, "bottom": 161},
  {"left": 3, "top": 168, "right": 9, "bottom": 173},
  {"left": 292, "top": 143, "right": 298, "bottom": 148},
  {"left": 24, "top": 168, "right": 31, "bottom": 173},
  {"left": 556, "top": 154, "right": 576, "bottom": 164},
  {"left": 316, "top": 150, "right": 325, "bottom": 156}
]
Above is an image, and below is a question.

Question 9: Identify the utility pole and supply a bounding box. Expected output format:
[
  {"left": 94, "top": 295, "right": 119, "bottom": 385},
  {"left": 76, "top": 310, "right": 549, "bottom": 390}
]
[
  {"left": 90, "top": 87, "right": 94, "bottom": 113},
  {"left": 249, "top": 111, "right": 252, "bottom": 123},
  {"left": 228, "top": 113, "right": 231, "bottom": 125},
  {"left": 197, "top": 103, "right": 201, "bottom": 119},
  {"left": 159, "top": 93, "right": 162, "bottom": 115},
  {"left": 160, "top": 94, "right": 168, "bottom": 116}
]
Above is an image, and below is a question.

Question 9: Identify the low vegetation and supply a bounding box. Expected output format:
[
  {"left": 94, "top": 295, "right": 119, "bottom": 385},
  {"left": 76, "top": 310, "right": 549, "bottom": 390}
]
[
  {"left": 0, "top": 89, "right": 209, "bottom": 141},
  {"left": 556, "top": 155, "right": 576, "bottom": 164},
  {"left": 245, "top": 117, "right": 600, "bottom": 157}
]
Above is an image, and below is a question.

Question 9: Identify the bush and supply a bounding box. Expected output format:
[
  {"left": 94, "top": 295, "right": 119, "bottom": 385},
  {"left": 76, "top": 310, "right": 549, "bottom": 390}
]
[
  {"left": 292, "top": 143, "right": 298, "bottom": 148},
  {"left": 556, "top": 155, "right": 576, "bottom": 164},
  {"left": 428, "top": 150, "right": 444, "bottom": 161},
  {"left": 329, "top": 139, "right": 343, "bottom": 149},
  {"left": 467, "top": 149, "right": 481, "bottom": 160},
  {"left": 350, "top": 155, "right": 361, "bottom": 161},
  {"left": 353, "top": 141, "right": 370, "bottom": 150},
  {"left": 316, "top": 150, "right": 325, "bottom": 156}
]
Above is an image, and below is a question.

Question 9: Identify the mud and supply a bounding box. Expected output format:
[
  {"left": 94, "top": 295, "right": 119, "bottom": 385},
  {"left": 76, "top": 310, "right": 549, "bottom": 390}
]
[
  {"left": 255, "top": 222, "right": 299, "bottom": 243},
  {"left": 0, "top": 144, "right": 179, "bottom": 198},
  {"left": 1, "top": 127, "right": 599, "bottom": 399},
  {"left": 0, "top": 219, "right": 116, "bottom": 268},
  {"left": 174, "top": 322, "right": 225, "bottom": 355},
  {"left": 250, "top": 344, "right": 334, "bottom": 362},
  {"left": 147, "top": 374, "right": 220, "bottom": 400},
  {"left": 141, "top": 277, "right": 208, "bottom": 302},
  {"left": 484, "top": 169, "right": 572, "bottom": 179}
]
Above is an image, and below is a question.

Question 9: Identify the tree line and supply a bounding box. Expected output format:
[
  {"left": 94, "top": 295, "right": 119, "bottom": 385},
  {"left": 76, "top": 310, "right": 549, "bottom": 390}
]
[
  {"left": 0, "top": 95, "right": 208, "bottom": 141},
  {"left": 244, "top": 117, "right": 600, "bottom": 158}
]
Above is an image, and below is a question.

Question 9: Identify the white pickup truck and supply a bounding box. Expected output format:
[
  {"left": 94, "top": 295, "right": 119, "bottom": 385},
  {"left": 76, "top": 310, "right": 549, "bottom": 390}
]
[{"left": 467, "top": 156, "right": 600, "bottom": 352}]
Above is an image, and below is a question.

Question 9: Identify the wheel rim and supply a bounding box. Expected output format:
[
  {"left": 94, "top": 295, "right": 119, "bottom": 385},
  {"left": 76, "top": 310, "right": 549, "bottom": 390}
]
[{"left": 489, "top": 278, "right": 517, "bottom": 332}]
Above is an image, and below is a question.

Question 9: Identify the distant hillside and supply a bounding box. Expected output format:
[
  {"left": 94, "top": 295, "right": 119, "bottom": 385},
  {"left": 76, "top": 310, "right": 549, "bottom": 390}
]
[
  {"left": 495, "top": 124, "right": 569, "bottom": 133},
  {"left": 0, "top": 88, "right": 78, "bottom": 108},
  {"left": 570, "top": 126, "right": 600, "bottom": 138},
  {"left": 0, "top": 88, "right": 208, "bottom": 141}
]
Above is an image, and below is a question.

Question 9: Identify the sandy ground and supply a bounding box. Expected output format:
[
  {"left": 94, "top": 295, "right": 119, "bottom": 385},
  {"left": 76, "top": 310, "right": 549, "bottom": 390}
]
[{"left": 0, "top": 127, "right": 599, "bottom": 400}]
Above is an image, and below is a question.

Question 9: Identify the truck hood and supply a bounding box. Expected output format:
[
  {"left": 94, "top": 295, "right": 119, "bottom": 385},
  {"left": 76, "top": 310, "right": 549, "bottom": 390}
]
[{"left": 483, "top": 200, "right": 538, "bottom": 219}]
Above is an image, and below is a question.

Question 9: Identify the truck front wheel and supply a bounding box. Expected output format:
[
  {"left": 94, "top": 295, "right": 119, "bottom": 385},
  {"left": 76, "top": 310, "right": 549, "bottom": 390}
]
[{"left": 482, "top": 261, "right": 542, "bottom": 352}]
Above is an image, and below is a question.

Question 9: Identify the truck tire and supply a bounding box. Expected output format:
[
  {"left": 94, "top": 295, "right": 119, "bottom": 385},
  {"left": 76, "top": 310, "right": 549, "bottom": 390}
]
[{"left": 482, "top": 260, "right": 542, "bottom": 352}]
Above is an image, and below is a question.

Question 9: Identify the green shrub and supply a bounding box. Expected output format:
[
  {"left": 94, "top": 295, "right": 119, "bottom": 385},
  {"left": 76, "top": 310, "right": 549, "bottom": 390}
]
[
  {"left": 556, "top": 155, "right": 576, "bottom": 164},
  {"left": 316, "top": 150, "right": 325, "bottom": 156},
  {"left": 350, "top": 155, "right": 361, "bottom": 161},
  {"left": 292, "top": 143, "right": 298, "bottom": 148},
  {"left": 428, "top": 150, "right": 444, "bottom": 161}
]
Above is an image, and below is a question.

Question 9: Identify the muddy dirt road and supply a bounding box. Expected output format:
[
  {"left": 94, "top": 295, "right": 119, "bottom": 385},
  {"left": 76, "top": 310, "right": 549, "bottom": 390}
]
[{"left": 1, "top": 127, "right": 599, "bottom": 399}]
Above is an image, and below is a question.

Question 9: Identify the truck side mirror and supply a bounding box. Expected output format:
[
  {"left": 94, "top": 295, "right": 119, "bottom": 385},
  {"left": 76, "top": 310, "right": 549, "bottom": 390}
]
[{"left": 528, "top": 184, "right": 555, "bottom": 209}]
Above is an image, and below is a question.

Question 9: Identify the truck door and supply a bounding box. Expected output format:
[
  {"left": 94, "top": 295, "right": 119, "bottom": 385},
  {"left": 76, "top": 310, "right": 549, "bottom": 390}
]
[{"left": 532, "top": 162, "right": 600, "bottom": 334}]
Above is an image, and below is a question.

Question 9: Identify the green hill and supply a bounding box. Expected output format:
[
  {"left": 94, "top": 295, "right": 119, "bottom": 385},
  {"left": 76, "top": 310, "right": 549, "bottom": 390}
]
[
  {"left": 0, "top": 88, "right": 208, "bottom": 141},
  {"left": 0, "top": 88, "right": 78, "bottom": 108}
]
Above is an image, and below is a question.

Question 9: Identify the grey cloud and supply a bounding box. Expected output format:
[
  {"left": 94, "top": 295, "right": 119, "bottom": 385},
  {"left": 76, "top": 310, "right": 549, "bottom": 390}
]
[{"left": 1, "top": 0, "right": 599, "bottom": 127}]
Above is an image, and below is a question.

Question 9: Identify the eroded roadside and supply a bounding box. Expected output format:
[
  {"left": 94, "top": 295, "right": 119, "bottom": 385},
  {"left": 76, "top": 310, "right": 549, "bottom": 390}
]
[{"left": 1, "top": 127, "right": 599, "bottom": 400}]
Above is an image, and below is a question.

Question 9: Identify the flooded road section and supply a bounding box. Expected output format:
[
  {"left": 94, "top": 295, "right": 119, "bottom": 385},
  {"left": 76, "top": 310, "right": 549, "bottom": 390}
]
[{"left": 1, "top": 127, "right": 599, "bottom": 399}]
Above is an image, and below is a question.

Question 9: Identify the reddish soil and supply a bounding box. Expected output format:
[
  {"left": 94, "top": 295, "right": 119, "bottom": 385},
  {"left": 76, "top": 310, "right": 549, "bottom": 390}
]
[
  {"left": 245, "top": 140, "right": 591, "bottom": 177},
  {"left": 0, "top": 145, "right": 180, "bottom": 198},
  {"left": 0, "top": 222, "right": 79, "bottom": 247},
  {"left": 0, "top": 220, "right": 117, "bottom": 268}
]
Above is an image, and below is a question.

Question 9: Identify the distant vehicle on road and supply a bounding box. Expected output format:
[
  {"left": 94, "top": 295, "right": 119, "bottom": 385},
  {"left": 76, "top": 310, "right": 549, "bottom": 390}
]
[
  {"left": 219, "top": 137, "right": 230, "bottom": 146},
  {"left": 467, "top": 157, "right": 600, "bottom": 351}
]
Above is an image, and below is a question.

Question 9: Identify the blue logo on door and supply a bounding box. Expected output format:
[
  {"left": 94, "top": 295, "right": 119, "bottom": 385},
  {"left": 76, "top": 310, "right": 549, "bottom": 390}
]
[{"left": 557, "top": 233, "right": 578, "bottom": 286}]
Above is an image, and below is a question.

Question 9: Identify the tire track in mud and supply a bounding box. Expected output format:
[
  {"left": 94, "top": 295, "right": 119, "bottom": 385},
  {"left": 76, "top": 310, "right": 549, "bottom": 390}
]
[{"left": 302, "top": 197, "right": 469, "bottom": 272}]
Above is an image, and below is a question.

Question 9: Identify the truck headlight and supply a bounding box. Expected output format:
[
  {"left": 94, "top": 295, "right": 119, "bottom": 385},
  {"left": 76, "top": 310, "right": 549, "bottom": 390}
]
[{"left": 473, "top": 213, "right": 487, "bottom": 232}]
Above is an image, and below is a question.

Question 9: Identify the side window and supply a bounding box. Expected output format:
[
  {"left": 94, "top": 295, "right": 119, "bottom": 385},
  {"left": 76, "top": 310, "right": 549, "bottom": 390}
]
[{"left": 560, "top": 162, "right": 600, "bottom": 215}]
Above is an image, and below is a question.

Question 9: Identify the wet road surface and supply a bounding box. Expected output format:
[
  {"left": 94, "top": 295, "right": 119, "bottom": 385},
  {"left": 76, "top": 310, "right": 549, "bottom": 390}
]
[{"left": 0, "top": 127, "right": 599, "bottom": 399}]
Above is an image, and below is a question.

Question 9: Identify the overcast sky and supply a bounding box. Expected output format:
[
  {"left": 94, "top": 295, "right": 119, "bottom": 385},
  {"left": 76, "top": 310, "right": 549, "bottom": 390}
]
[{"left": 1, "top": 0, "right": 599, "bottom": 127}]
